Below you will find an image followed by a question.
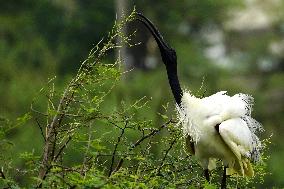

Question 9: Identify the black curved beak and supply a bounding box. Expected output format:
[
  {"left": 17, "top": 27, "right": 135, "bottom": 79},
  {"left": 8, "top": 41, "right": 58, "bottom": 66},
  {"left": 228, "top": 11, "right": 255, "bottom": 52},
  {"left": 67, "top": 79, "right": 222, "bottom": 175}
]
[{"left": 136, "top": 13, "right": 172, "bottom": 52}]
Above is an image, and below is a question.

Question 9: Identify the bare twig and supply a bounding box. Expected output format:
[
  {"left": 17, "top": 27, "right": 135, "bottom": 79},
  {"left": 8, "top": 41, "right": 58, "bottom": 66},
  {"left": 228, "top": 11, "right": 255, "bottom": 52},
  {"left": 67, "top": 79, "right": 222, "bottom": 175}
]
[
  {"left": 52, "top": 164, "right": 81, "bottom": 174},
  {"left": 156, "top": 138, "right": 177, "bottom": 175},
  {"left": 53, "top": 136, "right": 72, "bottom": 162},
  {"left": 130, "top": 120, "right": 171, "bottom": 150},
  {"left": 81, "top": 123, "right": 93, "bottom": 176},
  {"left": 51, "top": 129, "right": 58, "bottom": 160},
  {"left": 113, "top": 120, "right": 172, "bottom": 173},
  {"left": 35, "top": 118, "right": 46, "bottom": 141},
  {"left": 108, "top": 120, "right": 128, "bottom": 176},
  {"left": 31, "top": 104, "right": 48, "bottom": 116}
]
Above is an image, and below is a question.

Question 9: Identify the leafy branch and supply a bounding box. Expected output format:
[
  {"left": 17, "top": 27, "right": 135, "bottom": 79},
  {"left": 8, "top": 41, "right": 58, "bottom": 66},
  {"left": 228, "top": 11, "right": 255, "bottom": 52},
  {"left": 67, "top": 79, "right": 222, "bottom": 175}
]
[{"left": 35, "top": 9, "right": 137, "bottom": 187}]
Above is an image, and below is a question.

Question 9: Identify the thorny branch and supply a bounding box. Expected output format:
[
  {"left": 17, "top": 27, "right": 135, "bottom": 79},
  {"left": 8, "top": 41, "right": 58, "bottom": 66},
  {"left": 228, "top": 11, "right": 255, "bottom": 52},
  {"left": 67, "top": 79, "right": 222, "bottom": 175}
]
[
  {"left": 108, "top": 120, "right": 128, "bottom": 177},
  {"left": 53, "top": 136, "right": 72, "bottom": 162},
  {"left": 156, "top": 137, "right": 177, "bottom": 175},
  {"left": 113, "top": 119, "right": 173, "bottom": 173},
  {"left": 35, "top": 118, "right": 46, "bottom": 141},
  {"left": 81, "top": 123, "right": 93, "bottom": 176}
]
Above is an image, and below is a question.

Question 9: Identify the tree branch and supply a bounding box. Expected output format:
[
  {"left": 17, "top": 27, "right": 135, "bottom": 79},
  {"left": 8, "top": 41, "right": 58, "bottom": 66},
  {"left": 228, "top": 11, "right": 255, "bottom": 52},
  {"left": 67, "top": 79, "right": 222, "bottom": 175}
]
[
  {"left": 81, "top": 123, "right": 93, "bottom": 176},
  {"left": 113, "top": 120, "right": 172, "bottom": 173},
  {"left": 53, "top": 136, "right": 72, "bottom": 162},
  {"left": 108, "top": 120, "right": 128, "bottom": 176},
  {"left": 156, "top": 137, "right": 177, "bottom": 175},
  {"left": 35, "top": 118, "right": 46, "bottom": 141}
]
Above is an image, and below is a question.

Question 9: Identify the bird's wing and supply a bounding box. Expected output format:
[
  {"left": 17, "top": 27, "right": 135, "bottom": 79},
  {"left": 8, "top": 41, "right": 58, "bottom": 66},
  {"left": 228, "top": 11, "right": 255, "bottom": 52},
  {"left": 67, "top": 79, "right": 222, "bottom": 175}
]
[
  {"left": 202, "top": 92, "right": 253, "bottom": 120},
  {"left": 219, "top": 118, "right": 254, "bottom": 176}
]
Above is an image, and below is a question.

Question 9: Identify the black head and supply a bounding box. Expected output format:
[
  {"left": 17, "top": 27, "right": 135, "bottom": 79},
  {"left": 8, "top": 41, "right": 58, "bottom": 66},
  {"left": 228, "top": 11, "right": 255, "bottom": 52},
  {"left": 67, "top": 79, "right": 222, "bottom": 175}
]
[{"left": 136, "top": 13, "right": 177, "bottom": 68}]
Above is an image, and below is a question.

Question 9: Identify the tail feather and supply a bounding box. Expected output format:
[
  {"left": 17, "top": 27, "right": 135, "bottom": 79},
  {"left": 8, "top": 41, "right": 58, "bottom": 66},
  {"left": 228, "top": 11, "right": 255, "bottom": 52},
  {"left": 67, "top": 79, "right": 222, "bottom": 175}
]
[
  {"left": 227, "top": 158, "right": 254, "bottom": 177},
  {"left": 243, "top": 158, "right": 254, "bottom": 177}
]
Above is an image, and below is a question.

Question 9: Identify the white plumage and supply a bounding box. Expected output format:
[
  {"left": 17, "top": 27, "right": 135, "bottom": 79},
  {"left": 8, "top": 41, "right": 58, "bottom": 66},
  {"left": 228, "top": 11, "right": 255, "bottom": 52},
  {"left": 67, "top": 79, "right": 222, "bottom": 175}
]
[{"left": 177, "top": 91, "right": 263, "bottom": 176}]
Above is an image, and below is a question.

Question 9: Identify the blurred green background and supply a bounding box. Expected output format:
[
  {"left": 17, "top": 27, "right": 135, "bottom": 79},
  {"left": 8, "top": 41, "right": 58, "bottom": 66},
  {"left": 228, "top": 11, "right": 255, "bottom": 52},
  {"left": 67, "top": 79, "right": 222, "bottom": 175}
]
[{"left": 0, "top": 0, "right": 283, "bottom": 187}]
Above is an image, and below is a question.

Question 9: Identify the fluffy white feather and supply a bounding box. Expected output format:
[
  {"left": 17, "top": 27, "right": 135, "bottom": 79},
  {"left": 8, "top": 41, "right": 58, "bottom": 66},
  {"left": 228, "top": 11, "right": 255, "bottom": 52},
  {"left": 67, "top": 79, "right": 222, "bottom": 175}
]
[{"left": 177, "top": 91, "right": 263, "bottom": 176}]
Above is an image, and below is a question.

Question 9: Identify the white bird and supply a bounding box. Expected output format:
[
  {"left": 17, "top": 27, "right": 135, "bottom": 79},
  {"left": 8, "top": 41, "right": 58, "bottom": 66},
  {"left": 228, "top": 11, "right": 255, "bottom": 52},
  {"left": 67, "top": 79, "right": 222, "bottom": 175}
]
[{"left": 137, "top": 13, "right": 263, "bottom": 188}]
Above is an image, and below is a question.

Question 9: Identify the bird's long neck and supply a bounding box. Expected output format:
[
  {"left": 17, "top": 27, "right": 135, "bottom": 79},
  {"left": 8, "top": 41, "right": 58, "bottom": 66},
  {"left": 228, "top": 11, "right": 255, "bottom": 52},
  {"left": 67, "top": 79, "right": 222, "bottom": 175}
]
[
  {"left": 165, "top": 64, "right": 183, "bottom": 106},
  {"left": 135, "top": 13, "right": 183, "bottom": 106}
]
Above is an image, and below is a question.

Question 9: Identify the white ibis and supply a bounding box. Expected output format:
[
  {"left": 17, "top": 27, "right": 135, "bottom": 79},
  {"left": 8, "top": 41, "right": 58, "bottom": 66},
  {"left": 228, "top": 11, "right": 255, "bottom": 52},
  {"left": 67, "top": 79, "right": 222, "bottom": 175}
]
[{"left": 136, "top": 13, "right": 263, "bottom": 189}]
